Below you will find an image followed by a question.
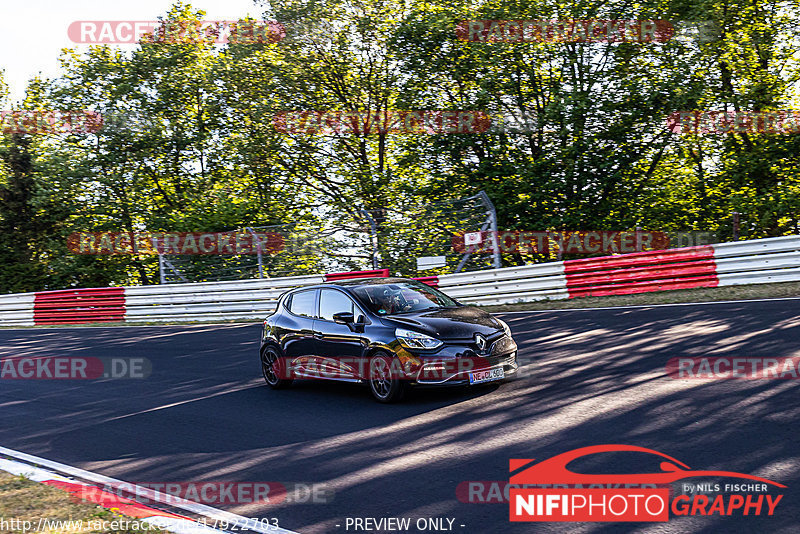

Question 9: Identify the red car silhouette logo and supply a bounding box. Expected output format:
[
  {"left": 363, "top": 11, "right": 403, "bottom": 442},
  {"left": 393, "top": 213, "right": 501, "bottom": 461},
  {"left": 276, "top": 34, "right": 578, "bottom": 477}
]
[{"left": 510, "top": 444, "right": 785, "bottom": 487}]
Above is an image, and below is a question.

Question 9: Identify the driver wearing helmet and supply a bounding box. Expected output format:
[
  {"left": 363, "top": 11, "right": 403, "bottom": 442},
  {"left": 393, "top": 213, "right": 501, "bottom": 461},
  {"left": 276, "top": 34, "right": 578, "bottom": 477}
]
[
  {"left": 376, "top": 287, "right": 398, "bottom": 314},
  {"left": 375, "top": 286, "right": 409, "bottom": 314}
]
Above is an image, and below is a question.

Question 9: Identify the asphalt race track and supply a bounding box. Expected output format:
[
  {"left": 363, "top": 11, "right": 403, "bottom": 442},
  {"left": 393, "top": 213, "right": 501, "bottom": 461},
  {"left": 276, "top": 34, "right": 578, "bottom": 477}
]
[{"left": 1, "top": 299, "right": 799, "bottom": 533}]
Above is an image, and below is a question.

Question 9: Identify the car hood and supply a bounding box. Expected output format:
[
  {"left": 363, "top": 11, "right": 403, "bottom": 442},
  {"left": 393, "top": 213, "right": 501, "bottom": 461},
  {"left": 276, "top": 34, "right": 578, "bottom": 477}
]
[{"left": 380, "top": 306, "right": 504, "bottom": 340}]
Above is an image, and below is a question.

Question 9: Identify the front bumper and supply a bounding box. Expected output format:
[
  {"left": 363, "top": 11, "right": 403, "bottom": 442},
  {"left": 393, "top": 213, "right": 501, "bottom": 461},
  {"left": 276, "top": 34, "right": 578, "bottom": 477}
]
[{"left": 410, "top": 334, "right": 518, "bottom": 386}]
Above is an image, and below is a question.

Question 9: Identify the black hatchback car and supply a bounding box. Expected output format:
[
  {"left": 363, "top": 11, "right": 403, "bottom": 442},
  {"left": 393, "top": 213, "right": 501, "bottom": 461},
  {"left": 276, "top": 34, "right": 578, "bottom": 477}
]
[{"left": 260, "top": 277, "right": 518, "bottom": 402}]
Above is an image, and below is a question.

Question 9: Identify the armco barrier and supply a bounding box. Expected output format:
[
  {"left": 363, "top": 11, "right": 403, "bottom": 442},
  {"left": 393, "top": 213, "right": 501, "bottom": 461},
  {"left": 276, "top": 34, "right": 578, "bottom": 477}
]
[
  {"left": 0, "top": 292, "right": 35, "bottom": 326},
  {"left": 431, "top": 235, "right": 800, "bottom": 305},
  {"left": 412, "top": 275, "right": 439, "bottom": 287},
  {"left": 436, "top": 262, "right": 568, "bottom": 305},
  {"left": 34, "top": 288, "right": 125, "bottom": 325},
  {"left": 124, "top": 274, "right": 326, "bottom": 322},
  {"left": 124, "top": 270, "right": 397, "bottom": 323},
  {"left": 1, "top": 235, "right": 800, "bottom": 325},
  {"left": 563, "top": 246, "right": 718, "bottom": 298},
  {"left": 714, "top": 236, "right": 800, "bottom": 286}
]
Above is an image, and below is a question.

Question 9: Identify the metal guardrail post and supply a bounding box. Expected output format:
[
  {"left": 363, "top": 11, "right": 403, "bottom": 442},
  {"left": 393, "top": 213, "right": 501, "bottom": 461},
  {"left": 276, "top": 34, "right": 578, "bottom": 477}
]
[
  {"left": 154, "top": 238, "right": 166, "bottom": 284},
  {"left": 455, "top": 220, "right": 491, "bottom": 273},
  {"left": 359, "top": 209, "right": 380, "bottom": 269},
  {"left": 246, "top": 227, "right": 264, "bottom": 278},
  {"left": 152, "top": 237, "right": 187, "bottom": 283},
  {"left": 477, "top": 190, "right": 501, "bottom": 269}
]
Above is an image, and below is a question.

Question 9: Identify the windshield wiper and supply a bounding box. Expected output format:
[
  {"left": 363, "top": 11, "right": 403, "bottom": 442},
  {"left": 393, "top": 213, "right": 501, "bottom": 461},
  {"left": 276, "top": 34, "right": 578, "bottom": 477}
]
[{"left": 394, "top": 306, "right": 441, "bottom": 314}]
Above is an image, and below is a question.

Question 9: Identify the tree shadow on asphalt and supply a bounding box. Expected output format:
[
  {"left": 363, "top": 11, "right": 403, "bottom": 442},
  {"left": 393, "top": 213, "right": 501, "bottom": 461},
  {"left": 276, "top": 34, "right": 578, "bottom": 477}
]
[{"left": 4, "top": 304, "right": 800, "bottom": 534}]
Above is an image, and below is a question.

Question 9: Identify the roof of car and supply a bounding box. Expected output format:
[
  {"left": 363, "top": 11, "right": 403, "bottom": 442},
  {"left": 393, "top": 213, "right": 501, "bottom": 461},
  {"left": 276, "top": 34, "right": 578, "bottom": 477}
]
[
  {"left": 322, "top": 276, "right": 413, "bottom": 287},
  {"left": 282, "top": 277, "right": 423, "bottom": 297}
]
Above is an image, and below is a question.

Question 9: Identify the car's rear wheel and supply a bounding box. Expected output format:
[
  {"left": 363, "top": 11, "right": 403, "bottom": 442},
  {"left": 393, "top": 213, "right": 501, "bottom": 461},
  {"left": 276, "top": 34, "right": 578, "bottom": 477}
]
[
  {"left": 368, "top": 352, "right": 406, "bottom": 403},
  {"left": 261, "top": 346, "right": 293, "bottom": 389}
]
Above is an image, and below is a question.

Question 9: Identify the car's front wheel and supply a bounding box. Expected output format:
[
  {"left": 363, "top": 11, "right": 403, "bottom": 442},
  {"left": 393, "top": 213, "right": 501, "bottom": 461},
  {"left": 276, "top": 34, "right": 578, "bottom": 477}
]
[
  {"left": 261, "top": 346, "right": 293, "bottom": 389},
  {"left": 368, "top": 352, "right": 406, "bottom": 403}
]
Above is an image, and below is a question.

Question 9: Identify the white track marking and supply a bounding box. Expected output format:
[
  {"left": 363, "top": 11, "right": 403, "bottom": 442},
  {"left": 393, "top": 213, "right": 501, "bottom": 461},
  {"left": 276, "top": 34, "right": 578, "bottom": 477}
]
[{"left": 0, "top": 445, "right": 300, "bottom": 534}]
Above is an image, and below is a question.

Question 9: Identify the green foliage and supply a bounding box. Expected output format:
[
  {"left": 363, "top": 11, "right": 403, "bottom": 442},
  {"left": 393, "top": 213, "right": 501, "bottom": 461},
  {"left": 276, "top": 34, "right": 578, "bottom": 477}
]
[{"left": 1, "top": 0, "right": 799, "bottom": 292}]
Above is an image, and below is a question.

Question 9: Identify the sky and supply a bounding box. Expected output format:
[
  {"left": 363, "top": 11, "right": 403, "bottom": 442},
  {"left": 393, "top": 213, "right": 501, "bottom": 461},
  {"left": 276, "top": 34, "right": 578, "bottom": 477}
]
[{"left": 0, "top": 0, "right": 265, "bottom": 104}]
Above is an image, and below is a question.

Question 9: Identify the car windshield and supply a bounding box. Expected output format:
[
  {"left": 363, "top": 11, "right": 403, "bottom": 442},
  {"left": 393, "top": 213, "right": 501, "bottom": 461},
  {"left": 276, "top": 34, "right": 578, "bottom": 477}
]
[{"left": 351, "top": 282, "right": 458, "bottom": 316}]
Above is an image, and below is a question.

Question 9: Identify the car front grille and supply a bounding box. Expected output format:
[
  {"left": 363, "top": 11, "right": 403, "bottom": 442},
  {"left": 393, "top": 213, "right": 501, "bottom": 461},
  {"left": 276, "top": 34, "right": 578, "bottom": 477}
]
[
  {"left": 482, "top": 351, "right": 517, "bottom": 368},
  {"left": 416, "top": 350, "right": 517, "bottom": 384},
  {"left": 444, "top": 333, "right": 512, "bottom": 354}
]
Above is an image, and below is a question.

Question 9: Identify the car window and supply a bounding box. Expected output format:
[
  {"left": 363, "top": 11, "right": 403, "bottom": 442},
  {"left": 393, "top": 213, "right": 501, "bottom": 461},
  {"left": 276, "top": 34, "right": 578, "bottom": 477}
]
[
  {"left": 288, "top": 289, "right": 316, "bottom": 318},
  {"left": 319, "top": 289, "right": 355, "bottom": 321},
  {"left": 351, "top": 282, "right": 457, "bottom": 315}
]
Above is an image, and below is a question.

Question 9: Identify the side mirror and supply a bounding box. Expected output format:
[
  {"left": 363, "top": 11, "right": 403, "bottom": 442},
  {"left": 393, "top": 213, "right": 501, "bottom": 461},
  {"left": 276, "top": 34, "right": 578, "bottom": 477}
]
[{"left": 333, "top": 312, "right": 355, "bottom": 324}]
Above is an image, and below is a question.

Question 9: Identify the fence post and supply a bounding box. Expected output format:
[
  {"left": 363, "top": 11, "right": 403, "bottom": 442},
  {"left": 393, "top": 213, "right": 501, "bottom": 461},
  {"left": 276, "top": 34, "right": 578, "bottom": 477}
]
[
  {"left": 478, "top": 191, "right": 501, "bottom": 269},
  {"left": 246, "top": 227, "right": 264, "bottom": 278},
  {"left": 153, "top": 238, "right": 166, "bottom": 284},
  {"left": 158, "top": 253, "right": 166, "bottom": 284},
  {"left": 360, "top": 209, "right": 380, "bottom": 269}
]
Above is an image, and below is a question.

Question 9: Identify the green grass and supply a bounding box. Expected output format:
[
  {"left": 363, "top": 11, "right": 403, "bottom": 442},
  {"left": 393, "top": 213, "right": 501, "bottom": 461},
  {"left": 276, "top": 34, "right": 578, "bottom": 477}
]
[{"left": 0, "top": 472, "right": 169, "bottom": 534}]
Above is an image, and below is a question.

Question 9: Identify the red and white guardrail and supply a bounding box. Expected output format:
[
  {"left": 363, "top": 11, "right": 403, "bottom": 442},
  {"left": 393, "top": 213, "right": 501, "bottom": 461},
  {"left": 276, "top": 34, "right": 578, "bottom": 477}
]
[
  {"left": 1, "top": 236, "right": 799, "bottom": 326},
  {"left": 0, "top": 445, "right": 297, "bottom": 534}
]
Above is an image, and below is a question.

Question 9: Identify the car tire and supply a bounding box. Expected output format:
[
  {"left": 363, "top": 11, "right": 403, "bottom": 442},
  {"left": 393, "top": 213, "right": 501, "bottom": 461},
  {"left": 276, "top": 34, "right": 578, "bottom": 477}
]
[
  {"left": 261, "top": 346, "right": 293, "bottom": 389},
  {"left": 368, "top": 351, "right": 407, "bottom": 403}
]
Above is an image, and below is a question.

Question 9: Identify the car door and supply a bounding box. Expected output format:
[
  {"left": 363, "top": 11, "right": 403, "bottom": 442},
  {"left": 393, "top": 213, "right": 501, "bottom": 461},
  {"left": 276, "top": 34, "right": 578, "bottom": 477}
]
[
  {"left": 282, "top": 288, "right": 319, "bottom": 376},
  {"left": 313, "top": 288, "right": 369, "bottom": 381}
]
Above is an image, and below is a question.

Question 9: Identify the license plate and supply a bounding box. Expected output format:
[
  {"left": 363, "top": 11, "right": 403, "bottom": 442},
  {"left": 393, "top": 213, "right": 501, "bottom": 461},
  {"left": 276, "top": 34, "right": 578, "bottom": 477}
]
[{"left": 469, "top": 367, "right": 504, "bottom": 384}]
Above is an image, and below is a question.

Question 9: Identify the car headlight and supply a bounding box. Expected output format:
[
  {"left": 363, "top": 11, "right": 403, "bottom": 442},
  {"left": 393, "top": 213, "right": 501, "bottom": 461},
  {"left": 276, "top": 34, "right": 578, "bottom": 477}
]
[
  {"left": 497, "top": 319, "right": 512, "bottom": 337},
  {"left": 395, "top": 328, "right": 443, "bottom": 349}
]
